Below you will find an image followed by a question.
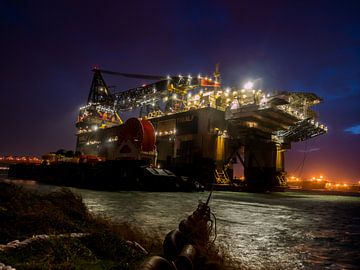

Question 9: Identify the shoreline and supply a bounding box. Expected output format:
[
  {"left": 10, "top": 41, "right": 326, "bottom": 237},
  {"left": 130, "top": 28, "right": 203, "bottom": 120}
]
[
  {"left": 2, "top": 176, "right": 359, "bottom": 199},
  {"left": 0, "top": 182, "right": 151, "bottom": 269}
]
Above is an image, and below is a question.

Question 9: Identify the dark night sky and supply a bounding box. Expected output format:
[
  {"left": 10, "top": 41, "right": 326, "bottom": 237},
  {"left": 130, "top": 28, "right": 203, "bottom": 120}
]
[{"left": 1, "top": 0, "right": 359, "bottom": 181}]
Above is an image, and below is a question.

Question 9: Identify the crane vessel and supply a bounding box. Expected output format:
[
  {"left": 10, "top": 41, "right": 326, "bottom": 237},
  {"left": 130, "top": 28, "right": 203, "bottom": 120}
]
[{"left": 74, "top": 65, "right": 327, "bottom": 191}]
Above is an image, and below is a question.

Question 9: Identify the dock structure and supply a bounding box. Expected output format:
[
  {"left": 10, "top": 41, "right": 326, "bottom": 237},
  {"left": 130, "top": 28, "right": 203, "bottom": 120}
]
[{"left": 76, "top": 67, "right": 327, "bottom": 191}]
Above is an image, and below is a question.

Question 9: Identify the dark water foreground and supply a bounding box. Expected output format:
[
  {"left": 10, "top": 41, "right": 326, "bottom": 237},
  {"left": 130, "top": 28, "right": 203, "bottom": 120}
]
[{"left": 3, "top": 178, "right": 360, "bottom": 269}]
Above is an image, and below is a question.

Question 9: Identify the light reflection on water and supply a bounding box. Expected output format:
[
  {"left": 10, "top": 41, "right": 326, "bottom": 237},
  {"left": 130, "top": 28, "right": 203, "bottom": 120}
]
[{"left": 3, "top": 179, "right": 360, "bottom": 269}]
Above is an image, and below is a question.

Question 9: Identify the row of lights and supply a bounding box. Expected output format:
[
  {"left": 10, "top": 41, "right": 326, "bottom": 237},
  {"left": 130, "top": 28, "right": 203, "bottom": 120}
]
[
  {"left": 155, "top": 129, "right": 177, "bottom": 136},
  {"left": 168, "top": 74, "right": 218, "bottom": 81},
  {"left": 278, "top": 107, "right": 328, "bottom": 132},
  {"left": 326, "top": 183, "right": 350, "bottom": 188},
  {"left": 278, "top": 105, "right": 306, "bottom": 119},
  {"left": 289, "top": 175, "right": 359, "bottom": 189},
  {"left": 95, "top": 105, "right": 116, "bottom": 114},
  {"left": 0, "top": 156, "right": 41, "bottom": 162},
  {"left": 310, "top": 119, "right": 328, "bottom": 132},
  {"left": 79, "top": 103, "right": 116, "bottom": 113},
  {"left": 108, "top": 136, "right": 118, "bottom": 142},
  {"left": 85, "top": 140, "right": 101, "bottom": 146},
  {"left": 77, "top": 128, "right": 93, "bottom": 134}
]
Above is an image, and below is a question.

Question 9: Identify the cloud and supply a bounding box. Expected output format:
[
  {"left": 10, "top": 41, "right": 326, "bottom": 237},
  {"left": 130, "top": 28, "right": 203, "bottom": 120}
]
[
  {"left": 298, "top": 148, "right": 320, "bottom": 153},
  {"left": 344, "top": 124, "right": 360, "bottom": 135}
]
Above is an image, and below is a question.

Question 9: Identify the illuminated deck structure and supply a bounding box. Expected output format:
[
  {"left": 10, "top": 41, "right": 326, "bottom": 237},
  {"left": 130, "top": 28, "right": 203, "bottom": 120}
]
[{"left": 76, "top": 67, "right": 327, "bottom": 191}]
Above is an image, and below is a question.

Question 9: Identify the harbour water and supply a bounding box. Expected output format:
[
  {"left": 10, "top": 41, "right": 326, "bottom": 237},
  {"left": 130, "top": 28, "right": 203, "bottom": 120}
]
[{"left": 2, "top": 177, "right": 360, "bottom": 269}]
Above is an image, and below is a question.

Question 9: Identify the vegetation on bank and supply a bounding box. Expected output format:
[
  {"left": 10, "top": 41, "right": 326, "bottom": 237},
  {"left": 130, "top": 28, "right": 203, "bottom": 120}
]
[
  {"left": 0, "top": 182, "right": 239, "bottom": 270},
  {"left": 0, "top": 182, "right": 148, "bottom": 269}
]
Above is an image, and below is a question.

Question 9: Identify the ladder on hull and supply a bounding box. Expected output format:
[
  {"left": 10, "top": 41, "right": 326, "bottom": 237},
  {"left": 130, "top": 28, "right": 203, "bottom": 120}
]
[{"left": 215, "top": 169, "right": 231, "bottom": 185}]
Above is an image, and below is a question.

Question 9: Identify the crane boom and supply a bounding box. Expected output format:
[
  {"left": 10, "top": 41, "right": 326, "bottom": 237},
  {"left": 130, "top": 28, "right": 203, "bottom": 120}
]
[{"left": 92, "top": 68, "right": 165, "bottom": 81}]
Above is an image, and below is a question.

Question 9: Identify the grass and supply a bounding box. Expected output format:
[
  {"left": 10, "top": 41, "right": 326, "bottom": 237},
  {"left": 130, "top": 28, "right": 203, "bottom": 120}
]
[
  {"left": 0, "top": 182, "right": 146, "bottom": 269},
  {"left": 0, "top": 182, "right": 241, "bottom": 270}
]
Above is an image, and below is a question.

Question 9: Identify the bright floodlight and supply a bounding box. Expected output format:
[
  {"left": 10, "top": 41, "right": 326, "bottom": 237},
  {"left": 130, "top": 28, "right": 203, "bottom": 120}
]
[{"left": 244, "top": 81, "right": 254, "bottom": 90}]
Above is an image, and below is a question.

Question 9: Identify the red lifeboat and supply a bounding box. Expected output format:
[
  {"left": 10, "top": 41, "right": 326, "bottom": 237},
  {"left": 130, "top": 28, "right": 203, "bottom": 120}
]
[{"left": 118, "top": 118, "right": 156, "bottom": 152}]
